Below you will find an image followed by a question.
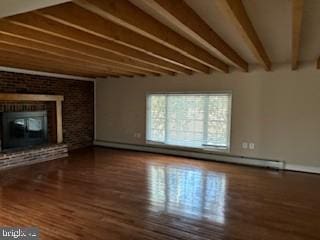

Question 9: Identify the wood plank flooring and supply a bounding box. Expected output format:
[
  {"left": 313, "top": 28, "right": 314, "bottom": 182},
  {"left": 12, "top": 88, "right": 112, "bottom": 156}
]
[{"left": 0, "top": 147, "right": 320, "bottom": 239}]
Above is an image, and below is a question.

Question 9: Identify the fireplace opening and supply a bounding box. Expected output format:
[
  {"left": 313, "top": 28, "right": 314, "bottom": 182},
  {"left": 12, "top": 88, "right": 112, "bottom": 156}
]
[{"left": 1, "top": 111, "right": 48, "bottom": 151}]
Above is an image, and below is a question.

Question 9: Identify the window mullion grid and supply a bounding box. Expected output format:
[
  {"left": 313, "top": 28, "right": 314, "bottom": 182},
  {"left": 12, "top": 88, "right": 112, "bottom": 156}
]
[
  {"left": 202, "top": 95, "right": 209, "bottom": 146},
  {"left": 164, "top": 95, "right": 169, "bottom": 144},
  {"left": 226, "top": 94, "right": 232, "bottom": 149},
  {"left": 146, "top": 96, "right": 151, "bottom": 141}
]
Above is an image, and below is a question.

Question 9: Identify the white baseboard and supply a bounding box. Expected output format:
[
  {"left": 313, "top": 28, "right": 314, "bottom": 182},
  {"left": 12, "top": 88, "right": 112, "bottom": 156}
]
[
  {"left": 284, "top": 164, "right": 320, "bottom": 174},
  {"left": 94, "top": 140, "right": 284, "bottom": 170}
]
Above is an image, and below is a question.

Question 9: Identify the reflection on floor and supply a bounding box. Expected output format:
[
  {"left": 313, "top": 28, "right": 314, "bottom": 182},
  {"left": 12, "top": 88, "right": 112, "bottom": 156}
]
[{"left": 148, "top": 164, "right": 225, "bottom": 224}]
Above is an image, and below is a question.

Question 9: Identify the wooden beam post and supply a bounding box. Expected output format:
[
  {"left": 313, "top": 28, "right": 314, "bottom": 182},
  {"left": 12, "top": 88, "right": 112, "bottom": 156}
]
[{"left": 56, "top": 100, "right": 63, "bottom": 143}]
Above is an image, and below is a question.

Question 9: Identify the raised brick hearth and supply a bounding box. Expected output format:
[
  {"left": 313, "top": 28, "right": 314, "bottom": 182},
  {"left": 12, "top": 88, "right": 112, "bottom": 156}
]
[{"left": 0, "top": 144, "right": 68, "bottom": 171}]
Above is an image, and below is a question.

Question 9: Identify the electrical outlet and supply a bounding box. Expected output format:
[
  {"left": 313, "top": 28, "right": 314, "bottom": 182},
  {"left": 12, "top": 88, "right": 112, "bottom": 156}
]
[
  {"left": 242, "top": 142, "right": 248, "bottom": 149},
  {"left": 133, "top": 133, "right": 141, "bottom": 138},
  {"left": 249, "top": 143, "right": 255, "bottom": 150}
]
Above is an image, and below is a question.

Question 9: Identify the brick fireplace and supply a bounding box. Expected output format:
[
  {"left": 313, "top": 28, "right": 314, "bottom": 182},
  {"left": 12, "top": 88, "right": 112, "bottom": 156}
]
[
  {"left": 0, "top": 71, "right": 94, "bottom": 150},
  {"left": 0, "top": 92, "right": 66, "bottom": 170},
  {"left": 0, "top": 71, "right": 94, "bottom": 170}
]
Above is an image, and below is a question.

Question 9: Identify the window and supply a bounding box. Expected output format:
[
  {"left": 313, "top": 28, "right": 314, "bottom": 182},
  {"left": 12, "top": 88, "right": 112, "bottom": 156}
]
[{"left": 146, "top": 93, "right": 232, "bottom": 151}]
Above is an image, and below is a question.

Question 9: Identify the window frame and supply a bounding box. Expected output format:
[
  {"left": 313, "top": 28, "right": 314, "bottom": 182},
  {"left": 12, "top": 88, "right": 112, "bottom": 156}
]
[{"left": 145, "top": 91, "right": 233, "bottom": 153}]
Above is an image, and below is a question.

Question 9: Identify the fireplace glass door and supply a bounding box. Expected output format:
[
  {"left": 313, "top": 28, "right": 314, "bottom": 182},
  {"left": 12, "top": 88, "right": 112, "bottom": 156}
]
[{"left": 1, "top": 111, "right": 48, "bottom": 150}]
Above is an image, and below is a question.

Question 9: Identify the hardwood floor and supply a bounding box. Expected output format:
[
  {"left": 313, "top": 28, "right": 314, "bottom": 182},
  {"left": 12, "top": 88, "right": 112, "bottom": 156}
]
[{"left": 0, "top": 147, "right": 320, "bottom": 240}]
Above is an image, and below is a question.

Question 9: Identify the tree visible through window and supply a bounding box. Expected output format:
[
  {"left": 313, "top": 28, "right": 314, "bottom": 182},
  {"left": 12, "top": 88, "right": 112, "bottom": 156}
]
[{"left": 146, "top": 93, "right": 232, "bottom": 151}]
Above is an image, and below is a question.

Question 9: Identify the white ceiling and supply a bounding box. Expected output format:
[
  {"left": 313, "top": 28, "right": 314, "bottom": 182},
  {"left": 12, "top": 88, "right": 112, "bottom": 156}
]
[
  {"left": 0, "top": 0, "right": 70, "bottom": 18},
  {"left": 130, "top": 0, "right": 320, "bottom": 65}
]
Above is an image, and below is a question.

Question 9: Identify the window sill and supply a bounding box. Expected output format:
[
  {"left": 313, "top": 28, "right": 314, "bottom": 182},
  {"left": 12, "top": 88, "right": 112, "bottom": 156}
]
[{"left": 146, "top": 141, "right": 230, "bottom": 154}]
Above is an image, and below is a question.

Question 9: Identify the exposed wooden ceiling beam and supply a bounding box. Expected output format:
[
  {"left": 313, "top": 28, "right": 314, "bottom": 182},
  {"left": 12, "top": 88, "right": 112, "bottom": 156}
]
[
  {"left": 217, "top": 0, "right": 271, "bottom": 71},
  {"left": 292, "top": 0, "right": 304, "bottom": 70},
  {"left": 135, "top": 0, "right": 248, "bottom": 72},
  {"left": 8, "top": 13, "right": 191, "bottom": 75},
  {"left": 0, "top": 42, "right": 137, "bottom": 77},
  {"left": 0, "top": 33, "right": 156, "bottom": 76},
  {"left": 0, "top": 51, "right": 116, "bottom": 78},
  {"left": 0, "top": 20, "right": 174, "bottom": 76},
  {"left": 74, "top": 0, "right": 229, "bottom": 73},
  {"left": 36, "top": 3, "right": 211, "bottom": 73},
  {"left": 137, "top": 0, "right": 247, "bottom": 71}
]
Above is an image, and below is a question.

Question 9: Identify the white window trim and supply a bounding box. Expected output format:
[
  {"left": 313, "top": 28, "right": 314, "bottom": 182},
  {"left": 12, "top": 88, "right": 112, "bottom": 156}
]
[{"left": 145, "top": 91, "right": 233, "bottom": 153}]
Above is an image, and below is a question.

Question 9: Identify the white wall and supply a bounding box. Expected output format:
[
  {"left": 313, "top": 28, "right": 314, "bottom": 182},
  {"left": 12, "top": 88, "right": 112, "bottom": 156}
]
[
  {"left": 96, "top": 63, "right": 320, "bottom": 168},
  {"left": 0, "top": 0, "right": 70, "bottom": 18}
]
